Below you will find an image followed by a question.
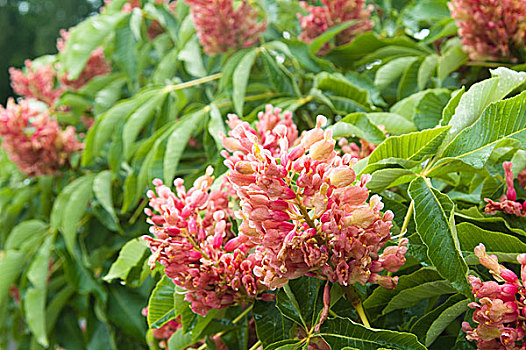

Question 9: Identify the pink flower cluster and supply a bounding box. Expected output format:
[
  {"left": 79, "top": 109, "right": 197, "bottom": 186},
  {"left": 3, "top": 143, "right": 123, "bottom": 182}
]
[
  {"left": 485, "top": 161, "right": 526, "bottom": 217},
  {"left": 0, "top": 99, "right": 82, "bottom": 176},
  {"left": 144, "top": 168, "right": 272, "bottom": 316},
  {"left": 222, "top": 105, "right": 406, "bottom": 290},
  {"left": 9, "top": 60, "right": 65, "bottom": 106},
  {"left": 463, "top": 244, "right": 526, "bottom": 349},
  {"left": 144, "top": 104, "right": 405, "bottom": 317},
  {"left": 9, "top": 28, "right": 112, "bottom": 106},
  {"left": 298, "top": 0, "right": 373, "bottom": 54},
  {"left": 448, "top": 0, "right": 526, "bottom": 61},
  {"left": 184, "top": 0, "right": 267, "bottom": 55},
  {"left": 56, "top": 29, "right": 112, "bottom": 90}
]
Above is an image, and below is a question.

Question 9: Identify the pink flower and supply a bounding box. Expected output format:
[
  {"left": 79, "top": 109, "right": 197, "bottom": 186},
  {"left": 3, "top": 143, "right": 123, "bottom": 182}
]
[
  {"left": 184, "top": 0, "right": 266, "bottom": 55},
  {"left": 9, "top": 60, "right": 65, "bottom": 105},
  {"left": 298, "top": 0, "right": 373, "bottom": 54},
  {"left": 0, "top": 99, "right": 83, "bottom": 176},
  {"left": 57, "top": 29, "right": 112, "bottom": 90},
  {"left": 484, "top": 161, "right": 526, "bottom": 217},
  {"left": 449, "top": 0, "right": 526, "bottom": 61}
]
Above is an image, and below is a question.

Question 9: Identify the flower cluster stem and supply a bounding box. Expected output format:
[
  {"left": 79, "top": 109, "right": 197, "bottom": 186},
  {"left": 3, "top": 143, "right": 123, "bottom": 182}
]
[{"left": 343, "top": 285, "right": 370, "bottom": 328}]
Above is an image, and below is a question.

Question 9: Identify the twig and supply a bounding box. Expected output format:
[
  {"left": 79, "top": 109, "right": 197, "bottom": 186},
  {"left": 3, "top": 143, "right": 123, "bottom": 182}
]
[
  {"left": 164, "top": 73, "right": 222, "bottom": 93},
  {"left": 391, "top": 200, "right": 414, "bottom": 240}
]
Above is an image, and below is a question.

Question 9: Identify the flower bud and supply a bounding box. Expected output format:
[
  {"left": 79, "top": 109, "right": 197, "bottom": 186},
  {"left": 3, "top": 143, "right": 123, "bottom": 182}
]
[
  {"left": 235, "top": 161, "right": 255, "bottom": 174},
  {"left": 500, "top": 268, "right": 518, "bottom": 283},
  {"left": 329, "top": 167, "right": 356, "bottom": 187},
  {"left": 310, "top": 132, "right": 335, "bottom": 160},
  {"left": 503, "top": 161, "right": 517, "bottom": 201},
  {"left": 474, "top": 244, "right": 501, "bottom": 272}
]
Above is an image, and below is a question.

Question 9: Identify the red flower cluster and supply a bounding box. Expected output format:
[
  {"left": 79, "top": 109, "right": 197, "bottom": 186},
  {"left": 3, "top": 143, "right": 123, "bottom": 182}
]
[
  {"left": 144, "top": 169, "right": 271, "bottom": 316},
  {"left": 222, "top": 107, "right": 406, "bottom": 290},
  {"left": 298, "top": 0, "right": 373, "bottom": 54},
  {"left": 145, "top": 105, "right": 405, "bottom": 317},
  {"left": 0, "top": 99, "right": 82, "bottom": 176},
  {"left": 184, "top": 0, "right": 266, "bottom": 55},
  {"left": 485, "top": 161, "right": 526, "bottom": 217},
  {"left": 448, "top": 0, "right": 526, "bottom": 61},
  {"left": 463, "top": 244, "right": 526, "bottom": 349},
  {"left": 56, "top": 29, "right": 112, "bottom": 90},
  {"left": 9, "top": 60, "right": 65, "bottom": 106}
]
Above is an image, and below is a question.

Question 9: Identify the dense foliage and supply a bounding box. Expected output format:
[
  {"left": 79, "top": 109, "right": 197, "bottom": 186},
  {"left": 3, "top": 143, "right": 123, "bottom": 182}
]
[{"left": 1, "top": 0, "right": 526, "bottom": 349}]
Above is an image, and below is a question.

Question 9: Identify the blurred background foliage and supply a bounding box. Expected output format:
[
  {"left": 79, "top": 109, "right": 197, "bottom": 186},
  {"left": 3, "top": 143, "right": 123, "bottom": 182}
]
[{"left": 0, "top": 0, "right": 103, "bottom": 103}]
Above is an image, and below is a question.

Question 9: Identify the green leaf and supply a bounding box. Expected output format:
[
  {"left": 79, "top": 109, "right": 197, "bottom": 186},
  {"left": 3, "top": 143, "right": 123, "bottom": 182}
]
[
  {"left": 107, "top": 285, "right": 147, "bottom": 340},
  {"left": 424, "top": 298, "right": 469, "bottom": 346},
  {"left": 319, "top": 317, "right": 426, "bottom": 350},
  {"left": 178, "top": 37, "right": 207, "bottom": 77},
  {"left": 61, "top": 12, "right": 127, "bottom": 80},
  {"left": 446, "top": 67, "right": 526, "bottom": 139},
  {"left": 208, "top": 104, "right": 226, "bottom": 150},
  {"left": 413, "top": 90, "right": 451, "bottom": 130},
  {"left": 441, "top": 87, "right": 465, "bottom": 126},
  {"left": 83, "top": 88, "right": 162, "bottom": 165},
  {"left": 0, "top": 250, "right": 26, "bottom": 309},
  {"left": 114, "top": 16, "right": 138, "bottom": 83},
  {"left": 5, "top": 220, "right": 48, "bottom": 251},
  {"left": 410, "top": 294, "right": 467, "bottom": 346},
  {"left": 382, "top": 279, "right": 457, "bottom": 315},
  {"left": 366, "top": 112, "right": 417, "bottom": 135},
  {"left": 233, "top": 48, "right": 258, "bottom": 116},
  {"left": 25, "top": 236, "right": 53, "bottom": 348},
  {"left": 418, "top": 54, "right": 438, "bottom": 90},
  {"left": 316, "top": 72, "right": 372, "bottom": 111},
  {"left": 398, "top": 57, "right": 422, "bottom": 99},
  {"left": 366, "top": 169, "right": 416, "bottom": 192},
  {"left": 374, "top": 57, "right": 418, "bottom": 91},
  {"left": 331, "top": 113, "right": 386, "bottom": 144},
  {"left": 122, "top": 90, "right": 169, "bottom": 159},
  {"left": 511, "top": 150, "right": 526, "bottom": 177},
  {"left": 328, "top": 32, "right": 428, "bottom": 69},
  {"left": 25, "top": 288, "right": 48, "bottom": 347},
  {"left": 57, "top": 175, "right": 95, "bottom": 254},
  {"left": 456, "top": 207, "right": 526, "bottom": 238},
  {"left": 104, "top": 238, "right": 147, "bottom": 282},
  {"left": 309, "top": 20, "right": 355, "bottom": 55},
  {"left": 408, "top": 177, "right": 471, "bottom": 297},
  {"left": 93, "top": 170, "right": 119, "bottom": 226},
  {"left": 164, "top": 108, "right": 208, "bottom": 184},
  {"left": 437, "top": 43, "right": 468, "bottom": 82},
  {"left": 168, "top": 329, "right": 194, "bottom": 350},
  {"left": 260, "top": 49, "right": 300, "bottom": 96},
  {"left": 441, "top": 90, "right": 526, "bottom": 168},
  {"left": 457, "top": 222, "right": 526, "bottom": 263},
  {"left": 368, "top": 126, "right": 450, "bottom": 164},
  {"left": 254, "top": 300, "right": 294, "bottom": 348},
  {"left": 364, "top": 268, "right": 447, "bottom": 319},
  {"left": 148, "top": 276, "right": 176, "bottom": 328},
  {"left": 276, "top": 276, "right": 325, "bottom": 330},
  {"left": 46, "top": 285, "right": 75, "bottom": 334}
]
